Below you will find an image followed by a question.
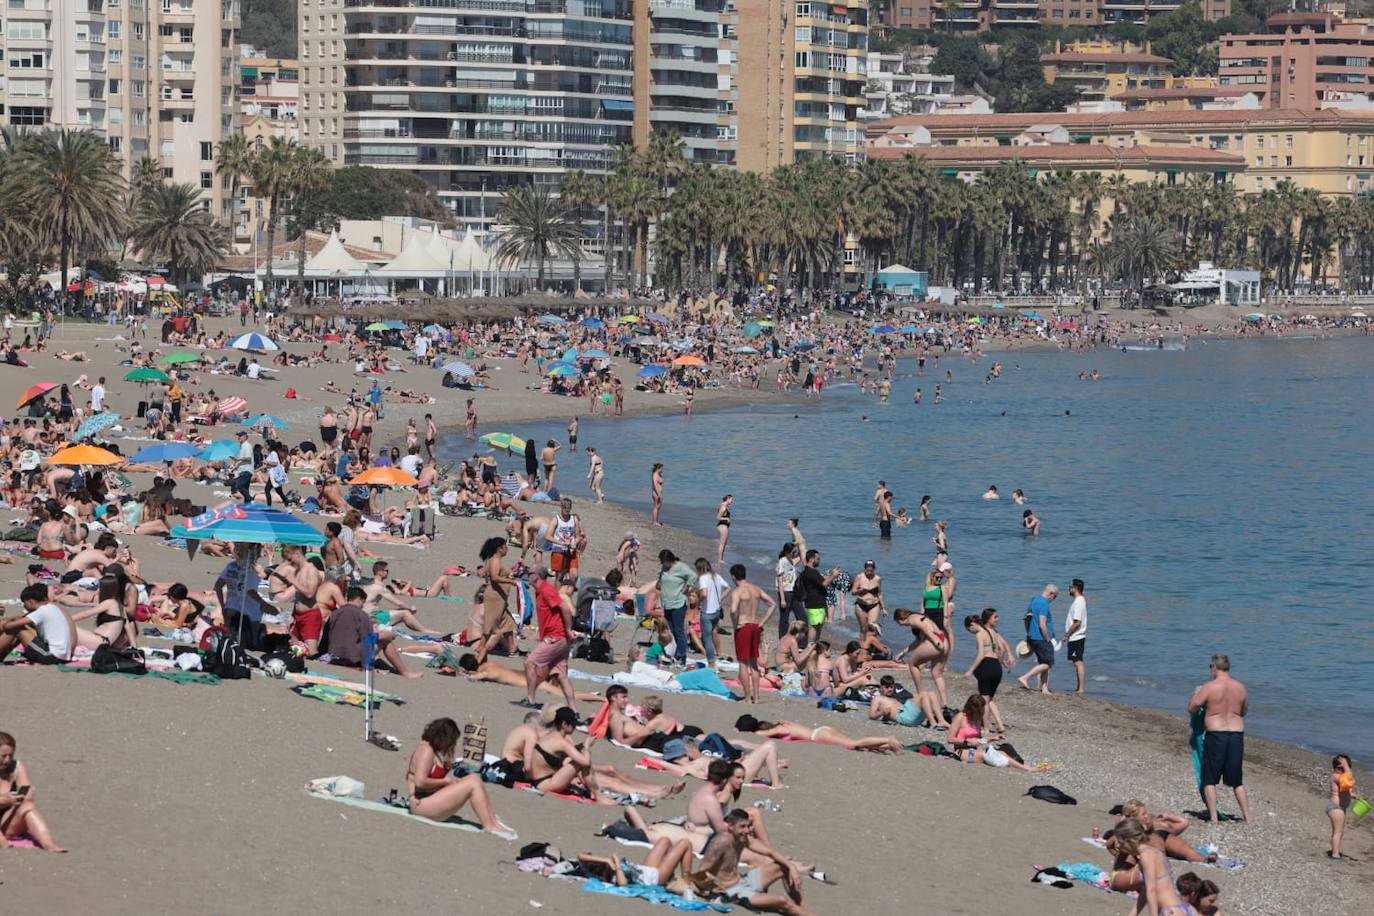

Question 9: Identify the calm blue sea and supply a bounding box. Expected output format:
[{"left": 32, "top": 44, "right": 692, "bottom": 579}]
[{"left": 446, "top": 336, "right": 1374, "bottom": 759}]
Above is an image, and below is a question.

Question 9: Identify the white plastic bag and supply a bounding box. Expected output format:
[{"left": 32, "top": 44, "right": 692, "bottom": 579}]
[{"left": 308, "top": 775, "right": 365, "bottom": 798}]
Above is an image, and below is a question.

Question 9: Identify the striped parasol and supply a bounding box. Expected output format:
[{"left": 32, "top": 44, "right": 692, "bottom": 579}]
[{"left": 217, "top": 397, "right": 249, "bottom": 417}]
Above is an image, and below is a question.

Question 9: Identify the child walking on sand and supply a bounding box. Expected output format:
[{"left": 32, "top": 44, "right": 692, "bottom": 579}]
[{"left": 1327, "top": 753, "right": 1360, "bottom": 859}]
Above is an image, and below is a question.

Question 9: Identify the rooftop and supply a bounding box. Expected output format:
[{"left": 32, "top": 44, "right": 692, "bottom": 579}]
[
  {"left": 1114, "top": 86, "right": 1255, "bottom": 100},
  {"left": 864, "top": 143, "right": 1247, "bottom": 169},
  {"left": 868, "top": 107, "right": 1374, "bottom": 138},
  {"left": 1040, "top": 52, "right": 1174, "bottom": 66}
]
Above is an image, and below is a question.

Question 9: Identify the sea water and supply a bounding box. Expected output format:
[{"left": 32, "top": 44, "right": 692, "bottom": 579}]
[{"left": 449, "top": 336, "right": 1374, "bottom": 759}]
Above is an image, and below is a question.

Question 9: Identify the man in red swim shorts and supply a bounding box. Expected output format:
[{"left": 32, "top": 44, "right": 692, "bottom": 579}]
[
  {"left": 728, "top": 564, "right": 776, "bottom": 705},
  {"left": 274, "top": 544, "right": 324, "bottom": 653}
]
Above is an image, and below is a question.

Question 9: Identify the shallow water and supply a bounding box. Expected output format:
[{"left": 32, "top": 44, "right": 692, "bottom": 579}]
[{"left": 449, "top": 336, "right": 1374, "bottom": 759}]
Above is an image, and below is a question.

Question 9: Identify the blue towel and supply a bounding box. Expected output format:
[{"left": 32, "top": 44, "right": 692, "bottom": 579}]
[
  {"left": 674, "top": 667, "right": 737, "bottom": 699},
  {"left": 580, "top": 878, "right": 731, "bottom": 912}
]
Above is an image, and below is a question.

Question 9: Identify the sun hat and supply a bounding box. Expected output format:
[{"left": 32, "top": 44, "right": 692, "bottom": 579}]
[{"left": 1015, "top": 639, "right": 1032, "bottom": 659}]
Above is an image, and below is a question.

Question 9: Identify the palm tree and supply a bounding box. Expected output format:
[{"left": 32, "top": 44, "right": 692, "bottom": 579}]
[
  {"left": 128, "top": 182, "right": 228, "bottom": 288},
  {"left": 130, "top": 156, "right": 164, "bottom": 201},
  {"left": 286, "top": 145, "right": 333, "bottom": 304},
  {"left": 1115, "top": 214, "right": 1180, "bottom": 305},
  {"left": 215, "top": 133, "right": 255, "bottom": 238},
  {"left": 558, "top": 169, "right": 603, "bottom": 292},
  {"left": 494, "top": 184, "right": 583, "bottom": 289},
  {"left": 5, "top": 129, "right": 126, "bottom": 302},
  {"left": 250, "top": 135, "right": 298, "bottom": 298}
]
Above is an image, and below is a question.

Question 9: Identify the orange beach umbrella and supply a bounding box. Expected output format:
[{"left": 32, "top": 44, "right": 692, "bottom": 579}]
[
  {"left": 349, "top": 466, "right": 419, "bottom": 487},
  {"left": 672, "top": 355, "right": 706, "bottom": 367},
  {"left": 17, "top": 382, "right": 58, "bottom": 409},
  {"left": 47, "top": 444, "right": 123, "bottom": 466}
]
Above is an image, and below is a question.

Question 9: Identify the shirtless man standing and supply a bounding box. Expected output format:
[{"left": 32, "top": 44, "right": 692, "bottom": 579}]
[
  {"left": 1188, "top": 653, "right": 1251, "bottom": 823},
  {"left": 729, "top": 564, "right": 776, "bottom": 704},
  {"left": 275, "top": 544, "right": 324, "bottom": 652},
  {"left": 424, "top": 413, "right": 438, "bottom": 462}
]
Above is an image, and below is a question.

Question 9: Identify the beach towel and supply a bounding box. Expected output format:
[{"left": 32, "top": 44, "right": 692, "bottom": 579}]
[
  {"left": 588, "top": 701, "right": 612, "bottom": 739},
  {"left": 580, "top": 878, "right": 731, "bottom": 912},
  {"left": 674, "top": 668, "right": 736, "bottom": 699},
  {"left": 1189, "top": 708, "right": 1207, "bottom": 803},
  {"left": 57, "top": 664, "right": 221, "bottom": 686},
  {"left": 308, "top": 792, "right": 490, "bottom": 834}
]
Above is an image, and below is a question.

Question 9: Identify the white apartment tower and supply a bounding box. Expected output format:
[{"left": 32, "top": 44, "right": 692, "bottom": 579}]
[{"left": 1, "top": 0, "right": 240, "bottom": 220}]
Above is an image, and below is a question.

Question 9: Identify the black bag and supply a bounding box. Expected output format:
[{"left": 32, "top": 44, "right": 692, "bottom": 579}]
[
  {"left": 91, "top": 644, "right": 147, "bottom": 675},
  {"left": 201, "top": 628, "right": 252, "bottom": 679},
  {"left": 1026, "top": 784, "right": 1077, "bottom": 806}
]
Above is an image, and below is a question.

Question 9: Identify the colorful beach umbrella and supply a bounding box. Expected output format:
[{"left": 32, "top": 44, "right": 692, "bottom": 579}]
[
  {"left": 350, "top": 466, "right": 419, "bottom": 487},
  {"left": 672, "top": 355, "right": 705, "bottom": 367},
  {"left": 74, "top": 412, "right": 120, "bottom": 441},
  {"left": 47, "top": 444, "right": 122, "bottom": 466},
  {"left": 441, "top": 361, "right": 476, "bottom": 378},
  {"left": 159, "top": 352, "right": 202, "bottom": 365},
  {"left": 422, "top": 324, "right": 445, "bottom": 334},
  {"left": 619, "top": 315, "right": 641, "bottom": 324},
  {"left": 638, "top": 364, "right": 667, "bottom": 378},
  {"left": 125, "top": 367, "right": 171, "bottom": 383},
  {"left": 227, "top": 332, "right": 280, "bottom": 352},
  {"left": 170, "top": 503, "right": 325, "bottom": 547},
  {"left": 364, "top": 321, "right": 390, "bottom": 332},
  {"left": 479, "top": 432, "right": 527, "bottom": 454},
  {"left": 132, "top": 442, "right": 203, "bottom": 463},
  {"left": 16, "top": 382, "right": 58, "bottom": 409},
  {"left": 548, "top": 364, "right": 580, "bottom": 377},
  {"left": 216, "top": 396, "right": 249, "bottom": 417},
  {"left": 242, "top": 414, "right": 288, "bottom": 429},
  {"left": 742, "top": 323, "right": 763, "bottom": 338},
  {"left": 197, "top": 440, "right": 240, "bottom": 462}
]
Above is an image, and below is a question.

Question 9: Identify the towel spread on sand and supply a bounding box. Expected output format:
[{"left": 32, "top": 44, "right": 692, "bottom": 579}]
[
  {"left": 57, "top": 664, "right": 221, "bottom": 685},
  {"left": 579, "top": 878, "right": 731, "bottom": 912},
  {"left": 308, "top": 792, "right": 492, "bottom": 834}
]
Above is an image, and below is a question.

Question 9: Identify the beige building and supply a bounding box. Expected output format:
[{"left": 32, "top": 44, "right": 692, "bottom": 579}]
[
  {"left": 3, "top": 0, "right": 241, "bottom": 220},
  {"left": 867, "top": 108, "right": 1374, "bottom": 197}
]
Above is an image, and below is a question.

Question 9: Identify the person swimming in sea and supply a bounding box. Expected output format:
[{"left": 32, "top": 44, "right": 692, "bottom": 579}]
[
  {"left": 913, "top": 388, "right": 921, "bottom": 404},
  {"left": 1022, "top": 509, "right": 1040, "bottom": 536},
  {"left": 982, "top": 485, "right": 999, "bottom": 501}
]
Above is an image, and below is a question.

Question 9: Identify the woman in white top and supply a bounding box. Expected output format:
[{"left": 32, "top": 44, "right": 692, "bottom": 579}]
[
  {"left": 693, "top": 558, "right": 730, "bottom": 668},
  {"left": 773, "top": 543, "right": 799, "bottom": 640}
]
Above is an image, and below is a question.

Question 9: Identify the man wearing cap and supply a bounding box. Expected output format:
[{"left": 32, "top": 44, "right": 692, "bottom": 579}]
[
  {"left": 1017, "top": 583, "right": 1059, "bottom": 693},
  {"left": 523, "top": 564, "right": 577, "bottom": 710}
]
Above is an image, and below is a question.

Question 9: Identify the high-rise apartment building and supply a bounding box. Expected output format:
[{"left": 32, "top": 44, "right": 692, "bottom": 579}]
[
  {"left": 880, "top": 0, "right": 1228, "bottom": 32},
  {"left": 1, "top": 0, "right": 241, "bottom": 220},
  {"left": 1219, "top": 12, "right": 1374, "bottom": 109},
  {"left": 299, "top": 0, "right": 634, "bottom": 230},
  {"left": 630, "top": 0, "right": 868, "bottom": 171}
]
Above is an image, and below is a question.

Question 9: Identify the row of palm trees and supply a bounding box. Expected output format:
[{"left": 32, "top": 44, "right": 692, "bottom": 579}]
[
  {"left": 502, "top": 131, "right": 1374, "bottom": 297},
  {"left": 0, "top": 127, "right": 337, "bottom": 305}
]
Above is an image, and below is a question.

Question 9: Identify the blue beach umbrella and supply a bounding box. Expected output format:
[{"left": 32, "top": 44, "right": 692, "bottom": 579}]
[
  {"left": 242, "top": 414, "right": 289, "bottom": 429},
  {"left": 442, "top": 361, "right": 476, "bottom": 378},
  {"left": 548, "top": 364, "right": 580, "bottom": 378},
  {"left": 900, "top": 325, "right": 918, "bottom": 333},
  {"left": 580, "top": 348, "right": 610, "bottom": 359},
  {"left": 638, "top": 364, "right": 667, "bottom": 378},
  {"left": 645, "top": 312, "right": 669, "bottom": 325},
  {"left": 742, "top": 322, "right": 763, "bottom": 338},
  {"left": 132, "top": 442, "right": 203, "bottom": 463},
  {"left": 1020, "top": 310, "right": 1045, "bottom": 321},
  {"left": 74, "top": 412, "right": 121, "bottom": 441},
  {"left": 536, "top": 314, "right": 566, "bottom": 326},
  {"left": 171, "top": 503, "right": 325, "bottom": 547},
  {"left": 580, "top": 318, "right": 604, "bottom": 329},
  {"left": 383, "top": 320, "right": 407, "bottom": 330},
  {"left": 562, "top": 347, "right": 578, "bottom": 362},
  {"left": 1242, "top": 312, "right": 1264, "bottom": 321},
  {"left": 870, "top": 324, "right": 896, "bottom": 334},
  {"left": 422, "top": 324, "right": 444, "bottom": 334},
  {"left": 733, "top": 345, "right": 759, "bottom": 354},
  {"left": 197, "top": 440, "right": 240, "bottom": 462},
  {"left": 227, "top": 332, "right": 279, "bottom": 352}
]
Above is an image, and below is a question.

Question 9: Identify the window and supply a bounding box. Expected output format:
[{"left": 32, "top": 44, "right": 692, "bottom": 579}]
[
  {"left": 133, "top": 81, "right": 144, "bottom": 96},
  {"left": 200, "top": 141, "right": 212, "bottom": 160},
  {"left": 109, "top": 137, "right": 121, "bottom": 153},
  {"left": 163, "top": 168, "right": 173, "bottom": 179},
  {"left": 109, "top": 50, "right": 122, "bottom": 64},
  {"left": 132, "top": 55, "right": 145, "bottom": 69},
  {"left": 133, "top": 109, "right": 145, "bottom": 125},
  {"left": 9, "top": 79, "right": 45, "bottom": 97},
  {"left": 10, "top": 52, "right": 46, "bottom": 69},
  {"left": 9, "top": 107, "right": 47, "bottom": 126},
  {"left": 133, "top": 23, "right": 144, "bottom": 39},
  {"left": 200, "top": 170, "right": 212, "bottom": 189},
  {"left": 1285, "top": 155, "right": 1292, "bottom": 167},
  {"left": 160, "top": 139, "right": 174, "bottom": 156},
  {"left": 8, "top": 22, "right": 46, "bottom": 40},
  {"left": 109, "top": 78, "right": 121, "bottom": 94},
  {"left": 110, "top": 108, "right": 122, "bottom": 123}
]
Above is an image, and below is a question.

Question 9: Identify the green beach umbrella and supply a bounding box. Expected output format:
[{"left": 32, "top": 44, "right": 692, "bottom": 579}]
[
  {"left": 160, "top": 352, "right": 202, "bottom": 366},
  {"left": 125, "top": 367, "right": 171, "bottom": 383}
]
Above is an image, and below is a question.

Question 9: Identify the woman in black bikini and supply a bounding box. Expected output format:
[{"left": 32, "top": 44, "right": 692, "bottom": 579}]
[
  {"left": 850, "top": 561, "right": 884, "bottom": 633},
  {"left": 73, "top": 563, "right": 137, "bottom": 648},
  {"left": 715, "top": 495, "right": 732, "bottom": 566},
  {"left": 963, "top": 611, "right": 1008, "bottom": 734}
]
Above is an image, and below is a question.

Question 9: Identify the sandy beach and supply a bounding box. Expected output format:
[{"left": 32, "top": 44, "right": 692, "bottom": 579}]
[{"left": 0, "top": 315, "right": 1369, "bottom": 915}]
